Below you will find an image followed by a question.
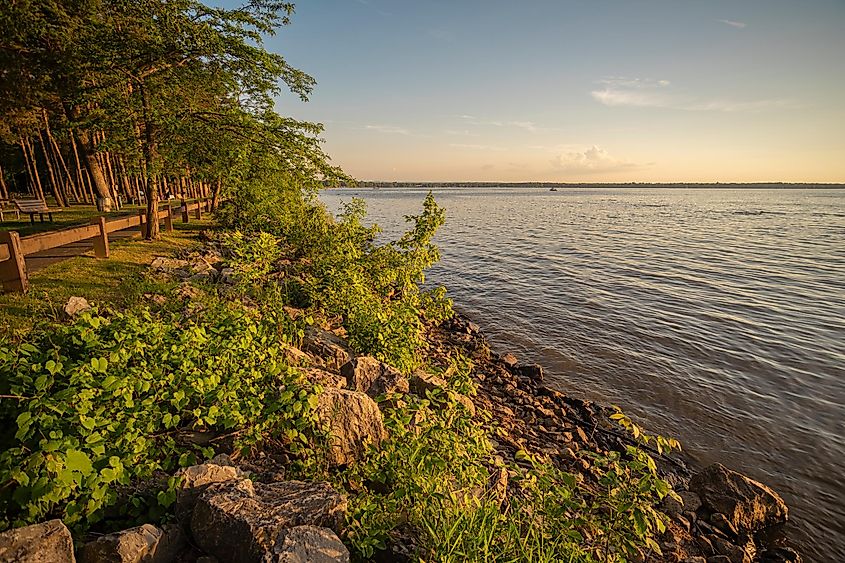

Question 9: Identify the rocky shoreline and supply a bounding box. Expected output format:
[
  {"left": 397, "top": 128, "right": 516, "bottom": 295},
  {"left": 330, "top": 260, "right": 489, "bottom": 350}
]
[{"left": 0, "top": 249, "right": 802, "bottom": 563}]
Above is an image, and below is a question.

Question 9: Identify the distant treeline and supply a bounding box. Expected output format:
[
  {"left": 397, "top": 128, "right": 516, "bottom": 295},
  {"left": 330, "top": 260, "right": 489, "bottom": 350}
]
[{"left": 343, "top": 181, "right": 845, "bottom": 189}]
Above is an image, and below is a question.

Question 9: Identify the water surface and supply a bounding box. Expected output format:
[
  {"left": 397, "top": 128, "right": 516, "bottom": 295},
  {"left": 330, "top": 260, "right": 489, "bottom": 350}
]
[{"left": 322, "top": 187, "right": 845, "bottom": 561}]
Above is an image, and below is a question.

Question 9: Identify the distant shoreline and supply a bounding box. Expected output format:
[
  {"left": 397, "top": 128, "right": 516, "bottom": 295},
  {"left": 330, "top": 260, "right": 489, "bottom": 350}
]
[{"left": 340, "top": 181, "right": 845, "bottom": 189}]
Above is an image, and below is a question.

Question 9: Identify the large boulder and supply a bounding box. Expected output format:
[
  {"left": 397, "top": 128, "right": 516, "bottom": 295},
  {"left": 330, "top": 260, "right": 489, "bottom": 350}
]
[
  {"left": 0, "top": 520, "right": 75, "bottom": 562},
  {"left": 175, "top": 461, "right": 245, "bottom": 518},
  {"left": 190, "top": 480, "right": 346, "bottom": 563},
  {"left": 689, "top": 464, "right": 788, "bottom": 533},
  {"left": 78, "top": 524, "right": 185, "bottom": 563},
  {"left": 315, "top": 388, "right": 387, "bottom": 466},
  {"left": 340, "top": 356, "right": 408, "bottom": 398},
  {"left": 268, "top": 526, "right": 349, "bottom": 563},
  {"left": 302, "top": 327, "right": 351, "bottom": 372}
]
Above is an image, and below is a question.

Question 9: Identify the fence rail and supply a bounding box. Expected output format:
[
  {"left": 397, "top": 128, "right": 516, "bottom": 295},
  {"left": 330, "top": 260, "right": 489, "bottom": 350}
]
[{"left": 0, "top": 198, "right": 211, "bottom": 294}]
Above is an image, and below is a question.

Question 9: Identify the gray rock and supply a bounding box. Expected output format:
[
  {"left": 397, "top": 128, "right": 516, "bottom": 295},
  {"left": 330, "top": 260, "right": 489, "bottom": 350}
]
[
  {"left": 302, "top": 327, "right": 351, "bottom": 372},
  {"left": 64, "top": 296, "right": 91, "bottom": 317},
  {"left": 0, "top": 519, "right": 75, "bottom": 562},
  {"left": 265, "top": 526, "right": 349, "bottom": 563},
  {"left": 689, "top": 463, "right": 788, "bottom": 533},
  {"left": 150, "top": 257, "right": 190, "bottom": 272},
  {"left": 176, "top": 462, "right": 245, "bottom": 518},
  {"left": 190, "top": 480, "right": 346, "bottom": 563},
  {"left": 282, "top": 346, "right": 312, "bottom": 367},
  {"left": 303, "top": 368, "right": 346, "bottom": 389},
  {"left": 710, "top": 535, "right": 751, "bottom": 563},
  {"left": 340, "top": 356, "right": 408, "bottom": 398},
  {"left": 78, "top": 523, "right": 185, "bottom": 563},
  {"left": 408, "top": 371, "right": 447, "bottom": 396},
  {"left": 315, "top": 387, "right": 387, "bottom": 466},
  {"left": 516, "top": 363, "right": 544, "bottom": 381},
  {"left": 500, "top": 353, "right": 518, "bottom": 368}
]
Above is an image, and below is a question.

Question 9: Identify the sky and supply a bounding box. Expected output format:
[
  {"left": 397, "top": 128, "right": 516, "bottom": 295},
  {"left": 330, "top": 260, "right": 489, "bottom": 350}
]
[{"left": 256, "top": 0, "right": 845, "bottom": 183}]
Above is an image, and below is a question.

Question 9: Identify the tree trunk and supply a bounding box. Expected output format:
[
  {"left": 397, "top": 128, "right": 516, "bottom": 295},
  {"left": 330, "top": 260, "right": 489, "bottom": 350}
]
[
  {"left": 63, "top": 102, "right": 112, "bottom": 210},
  {"left": 38, "top": 130, "right": 67, "bottom": 207},
  {"left": 69, "top": 129, "right": 92, "bottom": 203},
  {"left": 20, "top": 137, "right": 45, "bottom": 200},
  {"left": 211, "top": 178, "right": 222, "bottom": 211},
  {"left": 0, "top": 164, "right": 8, "bottom": 199},
  {"left": 139, "top": 81, "right": 160, "bottom": 240},
  {"left": 42, "top": 109, "right": 78, "bottom": 203}
]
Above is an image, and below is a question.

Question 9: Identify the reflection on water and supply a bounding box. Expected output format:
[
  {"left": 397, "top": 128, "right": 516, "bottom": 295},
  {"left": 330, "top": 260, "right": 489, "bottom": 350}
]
[{"left": 321, "top": 187, "right": 845, "bottom": 561}]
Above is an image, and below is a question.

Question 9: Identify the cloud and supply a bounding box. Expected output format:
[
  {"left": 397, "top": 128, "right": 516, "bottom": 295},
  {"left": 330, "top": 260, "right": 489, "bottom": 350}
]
[
  {"left": 718, "top": 19, "right": 747, "bottom": 29},
  {"left": 552, "top": 146, "right": 642, "bottom": 173},
  {"left": 365, "top": 124, "right": 410, "bottom": 135},
  {"left": 458, "top": 115, "right": 538, "bottom": 131},
  {"left": 591, "top": 77, "right": 795, "bottom": 113},
  {"left": 449, "top": 143, "right": 508, "bottom": 151}
]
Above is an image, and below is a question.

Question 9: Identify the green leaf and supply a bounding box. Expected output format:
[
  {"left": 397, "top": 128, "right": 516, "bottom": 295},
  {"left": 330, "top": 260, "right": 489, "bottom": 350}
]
[{"left": 65, "top": 450, "right": 93, "bottom": 476}]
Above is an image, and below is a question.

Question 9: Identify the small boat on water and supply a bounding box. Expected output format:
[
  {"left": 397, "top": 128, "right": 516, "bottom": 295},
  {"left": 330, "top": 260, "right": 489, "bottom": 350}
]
[{"left": 550, "top": 187, "right": 558, "bottom": 192}]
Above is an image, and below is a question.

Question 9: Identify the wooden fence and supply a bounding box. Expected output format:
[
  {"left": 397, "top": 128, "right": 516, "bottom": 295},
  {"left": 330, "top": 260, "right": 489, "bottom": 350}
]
[{"left": 0, "top": 198, "right": 211, "bottom": 294}]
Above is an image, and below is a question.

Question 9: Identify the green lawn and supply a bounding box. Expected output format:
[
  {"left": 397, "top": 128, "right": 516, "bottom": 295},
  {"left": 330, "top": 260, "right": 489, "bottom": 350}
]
[{"left": 0, "top": 219, "right": 216, "bottom": 337}]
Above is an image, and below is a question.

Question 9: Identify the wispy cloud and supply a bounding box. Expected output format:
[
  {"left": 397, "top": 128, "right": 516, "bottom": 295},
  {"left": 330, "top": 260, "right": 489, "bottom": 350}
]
[
  {"left": 718, "top": 19, "right": 747, "bottom": 29},
  {"left": 449, "top": 143, "right": 508, "bottom": 151},
  {"left": 365, "top": 124, "right": 410, "bottom": 135},
  {"left": 444, "top": 129, "right": 480, "bottom": 137},
  {"left": 458, "top": 115, "right": 539, "bottom": 132},
  {"left": 552, "top": 145, "right": 643, "bottom": 173},
  {"left": 591, "top": 77, "right": 796, "bottom": 113}
]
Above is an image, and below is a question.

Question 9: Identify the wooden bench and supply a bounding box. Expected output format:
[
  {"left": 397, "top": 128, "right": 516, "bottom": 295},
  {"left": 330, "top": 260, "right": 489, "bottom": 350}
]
[
  {"left": 13, "top": 199, "right": 62, "bottom": 223},
  {"left": 0, "top": 200, "right": 20, "bottom": 221}
]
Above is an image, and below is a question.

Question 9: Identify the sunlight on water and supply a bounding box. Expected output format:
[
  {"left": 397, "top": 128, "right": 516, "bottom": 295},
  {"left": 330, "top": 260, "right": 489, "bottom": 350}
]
[{"left": 322, "top": 187, "right": 845, "bottom": 561}]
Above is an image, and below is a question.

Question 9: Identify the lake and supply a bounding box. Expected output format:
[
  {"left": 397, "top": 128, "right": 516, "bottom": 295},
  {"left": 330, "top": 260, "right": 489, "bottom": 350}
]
[{"left": 321, "top": 186, "right": 845, "bottom": 561}]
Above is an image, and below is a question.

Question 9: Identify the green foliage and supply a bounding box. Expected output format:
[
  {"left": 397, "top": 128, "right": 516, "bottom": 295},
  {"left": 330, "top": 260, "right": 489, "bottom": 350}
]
[
  {"left": 220, "top": 230, "right": 283, "bottom": 288},
  {"left": 0, "top": 303, "right": 318, "bottom": 531}
]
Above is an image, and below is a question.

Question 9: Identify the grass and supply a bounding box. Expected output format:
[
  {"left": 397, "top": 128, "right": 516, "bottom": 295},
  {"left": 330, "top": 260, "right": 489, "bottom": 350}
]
[
  {"left": 0, "top": 197, "right": 207, "bottom": 237},
  {"left": 0, "top": 219, "right": 215, "bottom": 337}
]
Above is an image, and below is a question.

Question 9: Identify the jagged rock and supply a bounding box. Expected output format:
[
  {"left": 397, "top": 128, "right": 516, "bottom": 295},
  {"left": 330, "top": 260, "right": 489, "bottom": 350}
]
[
  {"left": 758, "top": 547, "right": 802, "bottom": 563},
  {"left": 78, "top": 523, "right": 185, "bottom": 563},
  {"left": 176, "top": 461, "right": 245, "bottom": 518},
  {"left": 710, "top": 512, "right": 738, "bottom": 537},
  {"left": 408, "top": 371, "right": 448, "bottom": 396},
  {"left": 64, "top": 296, "right": 91, "bottom": 317},
  {"left": 516, "top": 363, "right": 544, "bottom": 381},
  {"left": 661, "top": 490, "right": 703, "bottom": 517},
  {"left": 0, "top": 520, "right": 75, "bottom": 562},
  {"left": 190, "top": 480, "right": 346, "bottom": 563},
  {"left": 302, "top": 327, "right": 351, "bottom": 371},
  {"left": 150, "top": 257, "right": 190, "bottom": 272},
  {"left": 500, "top": 353, "right": 518, "bottom": 368},
  {"left": 315, "top": 387, "right": 387, "bottom": 465},
  {"left": 282, "top": 345, "right": 312, "bottom": 367},
  {"left": 340, "top": 356, "right": 409, "bottom": 398},
  {"left": 689, "top": 464, "right": 788, "bottom": 533},
  {"left": 173, "top": 282, "right": 203, "bottom": 301},
  {"left": 303, "top": 368, "right": 346, "bottom": 389},
  {"left": 709, "top": 535, "right": 751, "bottom": 563},
  {"left": 267, "top": 526, "right": 349, "bottom": 563},
  {"left": 219, "top": 267, "right": 236, "bottom": 284},
  {"left": 451, "top": 392, "right": 476, "bottom": 416}
]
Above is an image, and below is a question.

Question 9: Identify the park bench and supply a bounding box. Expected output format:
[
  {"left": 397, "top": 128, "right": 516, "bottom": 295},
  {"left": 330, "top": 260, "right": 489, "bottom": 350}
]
[
  {"left": 0, "top": 200, "right": 19, "bottom": 221},
  {"left": 13, "top": 199, "right": 62, "bottom": 223}
]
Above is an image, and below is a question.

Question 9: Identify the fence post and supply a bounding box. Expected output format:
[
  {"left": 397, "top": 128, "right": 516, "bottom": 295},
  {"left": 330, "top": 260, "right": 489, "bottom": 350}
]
[
  {"left": 164, "top": 200, "right": 174, "bottom": 233},
  {"left": 181, "top": 199, "right": 189, "bottom": 223},
  {"left": 92, "top": 216, "right": 109, "bottom": 258},
  {"left": 194, "top": 201, "right": 202, "bottom": 220},
  {"left": 138, "top": 210, "right": 146, "bottom": 236},
  {"left": 0, "top": 231, "right": 28, "bottom": 294}
]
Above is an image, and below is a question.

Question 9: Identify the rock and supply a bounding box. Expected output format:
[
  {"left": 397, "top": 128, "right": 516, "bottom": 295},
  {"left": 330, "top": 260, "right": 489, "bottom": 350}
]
[
  {"left": 315, "top": 387, "right": 387, "bottom": 465},
  {"left": 340, "top": 356, "right": 409, "bottom": 398},
  {"left": 268, "top": 526, "right": 349, "bottom": 563},
  {"left": 219, "top": 267, "right": 236, "bottom": 284},
  {"left": 710, "top": 512, "right": 738, "bottom": 538},
  {"left": 302, "top": 327, "right": 351, "bottom": 372},
  {"left": 759, "top": 547, "right": 802, "bottom": 563},
  {"left": 303, "top": 368, "right": 346, "bottom": 389},
  {"left": 78, "top": 523, "right": 185, "bottom": 563},
  {"left": 466, "top": 321, "right": 481, "bottom": 335},
  {"left": 190, "top": 480, "right": 346, "bottom": 563},
  {"left": 710, "top": 535, "right": 751, "bottom": 563},
  {"left": 173, "top": 282, "right": 203, "bottom": 301},
  {"left": 662, "top": 490, "right": 702, "bottom": 517},
  {"left": 408, "top": 371, "right": 448, "bottom": 396},
  {"left": 150, "top": 257, "right": 190, "bottom": 271},
  {"left": 0, "top": 520, "right": 75, "bottom": 562},
  {"left": 500, "top": 353, "right": 518, "bottom": 368},
  {"left": 516, "top": 363, "right": 544, "bottom": 381},
  {"left": 64, "top": 296, "right": 91, "bottom": 317},
  {"left": 689, "top": 463, "right": 788, "bottom": 532},
  {"left": 281, "top": 345, "right": 312, "bottom": 367},
  {"left": 176, "top": 461, "right": 245, "bottom": 518},
  {"left": 682, "top": 558, "right": 707, "bottom": 563},
  {"left": 451, "top": 392, "right": 476, "bottom": 416}
]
